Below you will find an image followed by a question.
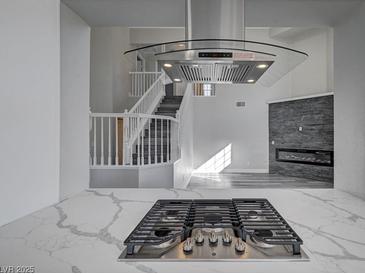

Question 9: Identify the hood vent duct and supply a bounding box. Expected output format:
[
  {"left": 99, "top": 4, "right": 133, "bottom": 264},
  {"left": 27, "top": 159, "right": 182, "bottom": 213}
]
[
  {"left": 186, "top": 0, "right": 245, "bottom": 41},
  {"left": 124, "top": 0, "right": 308, "bottom": 86}
]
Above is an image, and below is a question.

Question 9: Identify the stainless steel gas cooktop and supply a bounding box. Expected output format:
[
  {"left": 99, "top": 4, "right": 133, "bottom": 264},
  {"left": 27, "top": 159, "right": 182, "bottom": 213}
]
[{"left": 119, "top": 199, "right": 309, "bottom": 261}]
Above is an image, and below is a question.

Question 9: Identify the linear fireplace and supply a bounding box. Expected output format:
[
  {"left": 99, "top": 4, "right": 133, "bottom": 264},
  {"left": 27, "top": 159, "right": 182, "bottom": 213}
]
[{"left": 275, "top": 148, "right": 334, "bottom": 167}]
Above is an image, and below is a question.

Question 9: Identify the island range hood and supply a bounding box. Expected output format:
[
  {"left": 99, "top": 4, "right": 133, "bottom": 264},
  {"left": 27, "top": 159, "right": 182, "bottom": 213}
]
[{"left": 124, "top": 0, "right": 308, "bottom": 86}]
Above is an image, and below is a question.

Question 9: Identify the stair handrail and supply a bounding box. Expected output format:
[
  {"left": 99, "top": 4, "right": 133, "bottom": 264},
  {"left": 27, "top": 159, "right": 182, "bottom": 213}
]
[
  {"left": 91, "top": 112, "right": 178, "bottom": 123},
  {"left": 129, "top": 72, "right": 165, "bottom": 115},
  {"left": 126, "top": 72, "right": 167, "bottom": 163}
]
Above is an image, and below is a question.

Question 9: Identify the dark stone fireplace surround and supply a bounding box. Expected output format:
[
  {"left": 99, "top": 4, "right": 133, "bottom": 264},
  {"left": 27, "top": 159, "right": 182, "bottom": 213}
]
[{"left": 269, "top": 95, "right": 334, "bottom": 182}]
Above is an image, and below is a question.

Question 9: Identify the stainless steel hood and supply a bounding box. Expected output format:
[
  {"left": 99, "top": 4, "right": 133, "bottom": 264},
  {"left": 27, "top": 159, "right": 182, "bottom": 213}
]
[
  {"left": 186, "top": 0, "right": 245, "bottom": 40},
  {"left": 124, "top": 0, "right": 308, "bottom": 86}
]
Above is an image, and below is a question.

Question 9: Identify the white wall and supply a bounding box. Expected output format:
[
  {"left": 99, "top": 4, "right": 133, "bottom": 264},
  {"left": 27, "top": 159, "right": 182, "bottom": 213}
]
[
  {"left": 192, "top": 28, "right": 333, "bottom": 172},
  {"left": 60, "top": 3, "right": 90, "bottom": 200},
  {"left": 290, "top": 28, "right": 334, "bottom": 97},
  {"left": 129, "top": 27, "right": 185, "bottom": 44},
  {"left": 334, "top": 3, "right": 365, "bottom": 198},
  {"left": 193, "top": 79, "right": 292, "bottom": 172},
  {"left": 90, "top": 27, "right": 136, "bottom": 113},
  {"left": 139, "top": 164, "right": 174, "bottom": 188},
  {"left": 174, "top": 85, "right": 195, "bottom": 188},
  {"left": 0, "top": 0, "right": 60, "bottom": 226}
]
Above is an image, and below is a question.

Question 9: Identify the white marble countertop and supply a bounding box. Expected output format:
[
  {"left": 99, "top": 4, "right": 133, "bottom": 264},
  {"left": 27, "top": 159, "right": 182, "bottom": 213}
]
[{"left": 1, "top": 188, "right": 365, "bottom": 272}]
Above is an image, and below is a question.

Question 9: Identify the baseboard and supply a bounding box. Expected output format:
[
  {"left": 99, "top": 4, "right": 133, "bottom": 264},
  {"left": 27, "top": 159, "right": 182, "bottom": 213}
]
[
  {"left": 221, "top": 169, "right": 269, "bottom": 173},
  {"left": 192, "top": 168, "right": 269, "bottom": 174}
]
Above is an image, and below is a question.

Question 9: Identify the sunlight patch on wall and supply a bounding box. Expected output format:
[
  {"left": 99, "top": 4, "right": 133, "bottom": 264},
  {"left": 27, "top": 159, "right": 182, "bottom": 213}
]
[{"left": 195, "top": 144, "right": 232, "bottom": 173}]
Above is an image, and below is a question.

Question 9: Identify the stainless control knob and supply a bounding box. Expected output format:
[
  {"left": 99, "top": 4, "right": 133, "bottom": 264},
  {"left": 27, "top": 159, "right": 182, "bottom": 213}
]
[
  {"left": 235, "top": 238, "right": 246, "bottom": 253},
  {"left": 209, "top": 231, "right": 218, "bottom": 245},
  {"left": 183, "top": 238, "right": 193, "bottom": 254},
  {"left": 222, "top": 230, "right": 232, "bottom": 245},
  {"left": 195, "top": 230, "right": 204, "bottom": 245}
]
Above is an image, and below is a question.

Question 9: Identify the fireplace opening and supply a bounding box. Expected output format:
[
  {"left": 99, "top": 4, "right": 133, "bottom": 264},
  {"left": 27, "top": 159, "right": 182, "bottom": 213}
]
[{"left": 275, "top": 148, "right": 333, "bottom": 167}]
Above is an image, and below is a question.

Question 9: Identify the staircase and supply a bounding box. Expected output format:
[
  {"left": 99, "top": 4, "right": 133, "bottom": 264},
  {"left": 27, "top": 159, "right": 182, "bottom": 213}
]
[
  {"left": 90, "top": 74, "right": 183, "bottom": 167},
  {"left": 132, "top": 93, "right": 183, "bottom": 165}
]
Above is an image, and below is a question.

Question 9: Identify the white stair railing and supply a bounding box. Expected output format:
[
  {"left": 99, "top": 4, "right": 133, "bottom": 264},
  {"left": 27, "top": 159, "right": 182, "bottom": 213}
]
[
  {"left": 130, "top": 72, "right": 162, "bottom": 97},
  {"left": 90, "top": 113, "right": 179, "bottom": 166},
  {"left": 127, "top": 72, "right": 166, "bottom": 151}
]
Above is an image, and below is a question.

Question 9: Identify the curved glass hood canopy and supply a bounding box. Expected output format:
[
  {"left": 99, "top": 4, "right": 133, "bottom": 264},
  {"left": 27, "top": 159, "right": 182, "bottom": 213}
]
[
  {"left": 123, "top": 0, "right": 308, "bottom": 86},
  {"left": 124, "top": 39, "right": 308, "bottom": 86}
]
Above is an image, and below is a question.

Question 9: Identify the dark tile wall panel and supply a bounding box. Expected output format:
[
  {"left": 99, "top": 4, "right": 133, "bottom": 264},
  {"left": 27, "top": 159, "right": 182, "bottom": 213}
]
[{"left": 269, "top": 95, "right": 334, "bottom": 182}]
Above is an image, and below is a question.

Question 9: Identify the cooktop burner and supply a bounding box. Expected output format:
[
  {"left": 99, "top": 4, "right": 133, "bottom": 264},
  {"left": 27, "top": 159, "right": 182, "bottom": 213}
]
[{"left": 119, "top": 199, "right": 308, "bottom": 261}]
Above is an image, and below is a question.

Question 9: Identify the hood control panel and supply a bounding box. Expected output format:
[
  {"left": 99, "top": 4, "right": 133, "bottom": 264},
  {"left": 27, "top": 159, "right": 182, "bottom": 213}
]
[{"left": 199, "top": 52, "right": 232, "bottom": 58}]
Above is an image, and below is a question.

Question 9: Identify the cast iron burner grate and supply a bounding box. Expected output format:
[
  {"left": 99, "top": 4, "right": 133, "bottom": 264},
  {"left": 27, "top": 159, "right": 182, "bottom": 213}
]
[{"left": 123, "top": 199, "right": 303, "bottom": 256}]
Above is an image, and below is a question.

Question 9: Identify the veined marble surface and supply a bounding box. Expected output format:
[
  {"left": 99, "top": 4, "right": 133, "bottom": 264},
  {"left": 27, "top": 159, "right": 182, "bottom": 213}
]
[
  {"left": 188, "top": 173, "right": 333, "bottom": 188},
  {"left": 1, "top": 188, "right": 365, "bottom": 272}
]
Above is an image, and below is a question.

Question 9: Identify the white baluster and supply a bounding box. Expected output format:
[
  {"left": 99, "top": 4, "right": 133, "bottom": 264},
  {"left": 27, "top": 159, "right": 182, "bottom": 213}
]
[
  {"left": 135, "top": 74, "right": 138, "bottom": 96},
  {"left": 135, "top": 74, "right": 137, "bottom": 96},
  {"left": 123, "top": 112, "right": 130, "bottom": 165},
  {"left": 133, "top": 74, "right": 135, "bottom": 96},
  {"left": 141, "top": 74, "right": 147, "bottom": 96},
  {"left": 128, "top": 117, "right": 132, "bottom": 165},
  {"left": 93, "top": 117, "right": 97, "bottom": 165},
  {"left": 136, "top": 74, "right": 138, "bottom": 96},
  {"left": 141, "top": 74, "right": 143, "bottom": 96},
  {"left": 171, "top": 121, "right": 175, "bottom": 161},
  {"left": 167, "top": 119, "right": 170, "bottom": 162},
  {"left": 134, "top": 74, "right": 137, "bottom": 96},
  {"left": 160, "top": 118, "right": 163, "bottom": 163},
  {"left": 115, "top": 117, "right": 119, "bottom": 165},
  {"left": 133, "top": 117, "right": 135, "bottom": 136},
  {"left": 148, "top": 118, "right": 151, "bottom": 164},
  {"left": 140, "top": 74, "right": 143, "bottom": 96},
  {"left": 135, "top": 74, "right": 139, "bottom": 96},
  {"left": 155, "top": 118, "right": 157, "bottom": 164},
  {"left": 130, "top": 74, "right": 132, "bottom": 96},
  {"left": 141, "top": 117, "right": 144, "bottom": 166},
  {"left": 100, "top": 117, "right": 104, "bottom": 165},
  {"left": 108, "top": 117, "right": 111, "bottom": 165},
  {"left": 137, "top": 117, "right": 140, "bottom": 165}
]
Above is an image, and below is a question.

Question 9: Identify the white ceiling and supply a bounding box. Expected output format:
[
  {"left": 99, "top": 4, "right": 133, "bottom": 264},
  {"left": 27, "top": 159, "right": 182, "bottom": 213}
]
[
  {"left": 62, "top": 0, "right": 185, "bottom": 27},
  {"left": 62, "top": 0, "right": 364, "bottom": 28}
]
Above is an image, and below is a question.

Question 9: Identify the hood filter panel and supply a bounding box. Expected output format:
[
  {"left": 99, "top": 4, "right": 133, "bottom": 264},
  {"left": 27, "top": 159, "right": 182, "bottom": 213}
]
[
  {"left": 179, "top": 63, "right": 251, "bottom": 83},
  {"left": 161, "top": 60, "right": 274, "bottom": 84}
]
